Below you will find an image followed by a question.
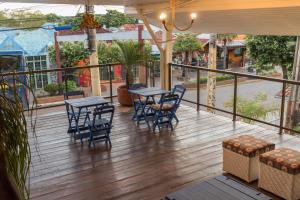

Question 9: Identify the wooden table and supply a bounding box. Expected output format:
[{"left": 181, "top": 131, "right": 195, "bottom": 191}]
[
  {"left": 65, "top": 96, "right": 108, "bottom": 141},
  {"left": 165, "top": 175, "right": 272, "bottom": 200},
  {"left": 128, "top": 87, "right": 169, "bottom": 123}
]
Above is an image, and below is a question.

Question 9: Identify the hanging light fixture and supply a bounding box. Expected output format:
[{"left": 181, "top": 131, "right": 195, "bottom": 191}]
[{"left": 159, "top": 0, "right": 197, "bottom": 32}]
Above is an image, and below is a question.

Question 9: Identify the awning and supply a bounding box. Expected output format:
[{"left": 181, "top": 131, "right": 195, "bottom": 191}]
[{"left": 4, "top": 0, "right": 300, "bottom": 35}]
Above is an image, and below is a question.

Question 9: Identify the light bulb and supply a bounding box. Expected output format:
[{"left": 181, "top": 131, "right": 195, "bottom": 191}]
[
  {"left": 159, "top": 13, "right": 167, "bottom": 21},
  {"left": 190, "top": 12, "right": 197, "bottom": 20}
]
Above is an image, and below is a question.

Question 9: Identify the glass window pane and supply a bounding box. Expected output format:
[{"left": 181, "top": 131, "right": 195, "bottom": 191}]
[
  {"left": 26, "top": 56, "right": 33, "bottom": 61},
  {"left": 36, "top": 75, "right": 43, "bottom": 88},
  {"left": 41, "top": 61, "right": 47, "bottom": 69},
  {"left": 42, "top": 74, "right": 48, "bottom": 85},
  {"left": 41, "top": 55, "right": 46, "bottom": 60},
  {"left": 35, "top": 62, "right": 41, "bottom": 70}
]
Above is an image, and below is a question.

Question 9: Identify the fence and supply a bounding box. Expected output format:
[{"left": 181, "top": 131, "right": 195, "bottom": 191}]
[
  {"left": 0, "top": 61, "right": 160, "bottom": 109},
  {"left": 169, "top": 63, "right": 300, "bottom": 134}
]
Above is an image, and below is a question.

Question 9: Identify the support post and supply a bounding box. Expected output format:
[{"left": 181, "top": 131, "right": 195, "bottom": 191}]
[
  {"left": 86, "top": 1, "right": 101, "bottom": 96},
  {"left": 207, "top": 34, "right": 217, "bottom": 113},
  {"left": 285, "top": 36, "right": 300, "bottom": 130},
  {"left": 197, "top": 68, "right": 200, "bottom": 111},
  {"left": 138, "top": 24, "right": 146, "bottom": 85},
  {"left": 54, "top": 31, "right": 62, "bottom": 83},
  {"left": 280, "top": 82, "right": 287, "bottom": 134},
  {"left": 163, "top": 26, "right": 173, "bottom": 89}
]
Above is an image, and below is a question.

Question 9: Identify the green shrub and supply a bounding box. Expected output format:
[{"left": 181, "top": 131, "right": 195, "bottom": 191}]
[
  {"left": 44, "top": 83, "right": 59, "bottom": 96},
  {"left": 58, "top": 80, "right": 77, "bottom": 93}
]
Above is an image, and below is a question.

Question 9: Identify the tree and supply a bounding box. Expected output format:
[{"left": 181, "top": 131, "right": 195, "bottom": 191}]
[
  {"left": 246, "top": 35, "right": 296, "bottom": 79},
  {"left": 173, "top": 33, "right": 203, "bottom": 65},
  {"left": 101, "top": 10, "right": 136, "bottom": 28},
  {"left": 61, "top": 10, "right": 136, "bottom": 30},
  {"left": 111, "top": 40, "right": 151, "bottom": 88},
  {"left": 48, "top": 42, "right": 90, "bottom": 68},
  {"left": 217, "top": 34, "right": 237, "bottom": 69},
  {"left": 0, "top": 9, "right": 61, "bottom": 28},
  {"left": 224, "top": 93, "right": 278, "bottom": 124},
  {"left": 173, "top": 33, "right": 203, "bottom": 78}
]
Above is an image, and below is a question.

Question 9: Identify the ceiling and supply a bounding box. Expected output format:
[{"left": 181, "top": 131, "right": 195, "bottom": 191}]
[{"left": 4, "top": 0, "right": 300, "bottom": 35}]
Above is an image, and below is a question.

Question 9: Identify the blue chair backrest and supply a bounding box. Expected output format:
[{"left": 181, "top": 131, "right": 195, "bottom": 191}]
[
  {"left": 171, "top": 85, "right": 186, "bottom": 106},
  {"left": 92, "top": 105, "right": 115, "bottom": 127}
]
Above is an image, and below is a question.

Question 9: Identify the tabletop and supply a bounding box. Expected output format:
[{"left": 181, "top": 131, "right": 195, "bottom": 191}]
[
  {"left": 128, "top": 87, "right": 170, "bottom": 97},
  {"left": 165, "top": 175, "right": 272, "bottom": 200},
  {"left": 65, "top": 96, "right": 108, "bottom": 108}
]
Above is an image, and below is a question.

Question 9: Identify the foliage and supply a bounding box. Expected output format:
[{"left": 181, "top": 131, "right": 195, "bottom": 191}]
[
  {"left": 58, "top": 80, "right": 77, "bottom": 93},
  {"left": 216, "top": 34, "right": 237, "bottom": 43},
  {"left": 246, "top": 35, "right": 296, "bottom": 79},
  {"left": 0, "top": 75, "right": 37, "bottom": 199},
  {"left": 97, "top": 42, "right": 118, "bottom": 64},
  {"left": 0, "top": 9, "right": 60, "bottom": 28},
  {"left": 44, "top": 83, "right": 59, "bottom": 96},
  {"left": 111, "top": 40, "right": 150, "bottom": 88},
  {"left": 216, "top": 34, "right": 238, "bottom": 68},
  {"left": 61, "top": 10, "right": 137, "bottom": 30},
  {"left": 224, "top": 93, "right": 278, "bottom": 124},
  {"left": 100, "top": 10, "right": 136, "bottom": 28},
  {"left": 48, "top": 42, "right": 90, "bottom": 68},
  {"left": 173, "top": 33, "right": 203, "bottom": 54}
]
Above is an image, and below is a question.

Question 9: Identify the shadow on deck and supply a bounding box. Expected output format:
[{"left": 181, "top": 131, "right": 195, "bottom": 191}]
[{"left": 29, "top": 104, "right": 300, "bottom": 200}]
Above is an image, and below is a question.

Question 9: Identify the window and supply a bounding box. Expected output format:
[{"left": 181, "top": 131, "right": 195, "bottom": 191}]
[{"left": 26, "top": 55, "right": 50, "bottom": 89}]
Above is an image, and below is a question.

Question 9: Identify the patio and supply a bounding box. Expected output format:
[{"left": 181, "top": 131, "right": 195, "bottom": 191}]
[{"left": 29, "top": 103, "right": 300, "bottom": 200}]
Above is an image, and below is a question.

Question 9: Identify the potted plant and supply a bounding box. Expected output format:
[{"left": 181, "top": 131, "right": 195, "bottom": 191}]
[
  {"left": 0, "top": 75, "right": 37, "bottom": 199},
  {"left": 112, "top": 40, "right": 149, "bottom": 106}
]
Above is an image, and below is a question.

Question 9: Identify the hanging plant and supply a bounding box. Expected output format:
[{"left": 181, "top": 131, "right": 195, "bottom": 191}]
[{"left": 79, "top": 13, "right": 100, "bottom": 30}]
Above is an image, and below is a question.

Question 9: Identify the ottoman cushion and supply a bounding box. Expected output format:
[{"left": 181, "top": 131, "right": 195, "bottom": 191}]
[
  {"left": 223, "top": 135, "right": 275, "bottom": 157},
  {"left": 260, "top": 148, "right": 300, "bottom": 175}
]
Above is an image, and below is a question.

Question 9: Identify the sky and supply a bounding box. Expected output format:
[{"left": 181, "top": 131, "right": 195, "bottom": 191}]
[{"left": 0, "top": 3, "right": 124, "bottom": 16}]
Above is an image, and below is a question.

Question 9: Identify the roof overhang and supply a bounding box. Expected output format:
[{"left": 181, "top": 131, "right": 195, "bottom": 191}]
[{"left": 4, "top": 0, "right": 300, "bottom": 36}]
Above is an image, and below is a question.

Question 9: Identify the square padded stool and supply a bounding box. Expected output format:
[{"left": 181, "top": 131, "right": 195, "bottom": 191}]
[
  {"left": 259, "top": 148, "right": 300, "bottom": 200},
  {"left": 223, "top": 135, "right": 275, "bottom": 183}
]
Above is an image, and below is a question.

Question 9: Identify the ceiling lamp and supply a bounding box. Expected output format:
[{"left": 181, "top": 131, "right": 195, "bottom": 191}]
[{"left": 159, "top": 0, "right": 197, "bottom": 32}]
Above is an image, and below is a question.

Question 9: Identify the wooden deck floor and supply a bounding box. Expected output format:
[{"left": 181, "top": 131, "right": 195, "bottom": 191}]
[{"left": 29, "top": 104, "right": 300, "bottom": 200}]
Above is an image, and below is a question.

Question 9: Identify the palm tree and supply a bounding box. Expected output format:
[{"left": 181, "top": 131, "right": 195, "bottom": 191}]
[
  {"left": 217, "top": 34, "right": 237, "bottom": 69},
  {"left": 173, "top": 33, "right": 203, "bottom": 78},
  {"left": 111, "top": 40, "right": 151, "bottom": 106}
]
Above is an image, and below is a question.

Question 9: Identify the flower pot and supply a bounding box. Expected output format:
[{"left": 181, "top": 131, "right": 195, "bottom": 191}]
[{"left": 117, "top": 85, "right": 132, "bottom": 106}]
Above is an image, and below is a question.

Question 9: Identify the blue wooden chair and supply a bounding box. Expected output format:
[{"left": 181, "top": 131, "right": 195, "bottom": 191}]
[
  {"left": 130, "top": 83, "right": 155, "bottom": 122},
  {"left": 64, "top": 91, "right": 90, "bottom": 135},
  {"left": 146, "top": 94, "right": 179, "bottom": 132},
  {"left": 170, "top": 85, "right": 186, "bottom": 123},
  {"left": 87, "top": 105, "right": 115, "bottom": 148}
]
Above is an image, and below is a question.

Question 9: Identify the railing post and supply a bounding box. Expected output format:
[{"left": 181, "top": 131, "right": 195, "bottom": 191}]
[
  {"left": 197, "top": 68, "right": 200, "bottom": 111},
  {"left": 233, "top": 74, "right": 238, "bottom": 121},
  {"left": 145, "top": 63, "right": 148, "bottom": 87},
  {"left": 152, "top": 62, "right": 155, "bottom": 87},
  {"left": 65, "top": 70, "right": 68, "bottom": 99},
  {"left": 168, "top": 63, "right": 172, "bottom": 90},
  {"left": 279, "top": 82, "right": 287, "bottom": 134},
  {"left": 109, "top": 65, "right": 113, "bottom": 103}
]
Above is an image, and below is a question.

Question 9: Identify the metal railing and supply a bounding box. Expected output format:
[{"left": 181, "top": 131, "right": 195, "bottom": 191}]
[
  {"left": 168, "top": 63, "right": 300, "bottom": 134},
  {"left": 1, "top": 62, "right": 158, "bottom": 110}
]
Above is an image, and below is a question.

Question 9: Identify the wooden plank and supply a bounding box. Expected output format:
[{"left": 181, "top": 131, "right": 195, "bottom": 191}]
[{"left": 27, "top": 104, "right": 297, "bottom": 200}]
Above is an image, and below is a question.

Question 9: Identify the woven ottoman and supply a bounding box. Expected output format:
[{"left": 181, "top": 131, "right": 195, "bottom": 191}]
[
  {"left": 259, "top": 148, "right": 300, "bottom": 200},
  {"left": 223, "top": 135, "right": 275, "bottom": 183}
]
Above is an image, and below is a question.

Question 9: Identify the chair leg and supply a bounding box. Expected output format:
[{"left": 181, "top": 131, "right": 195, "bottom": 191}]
[{"left": 174, "top": 114, "right": 179, "bottom": 123}]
